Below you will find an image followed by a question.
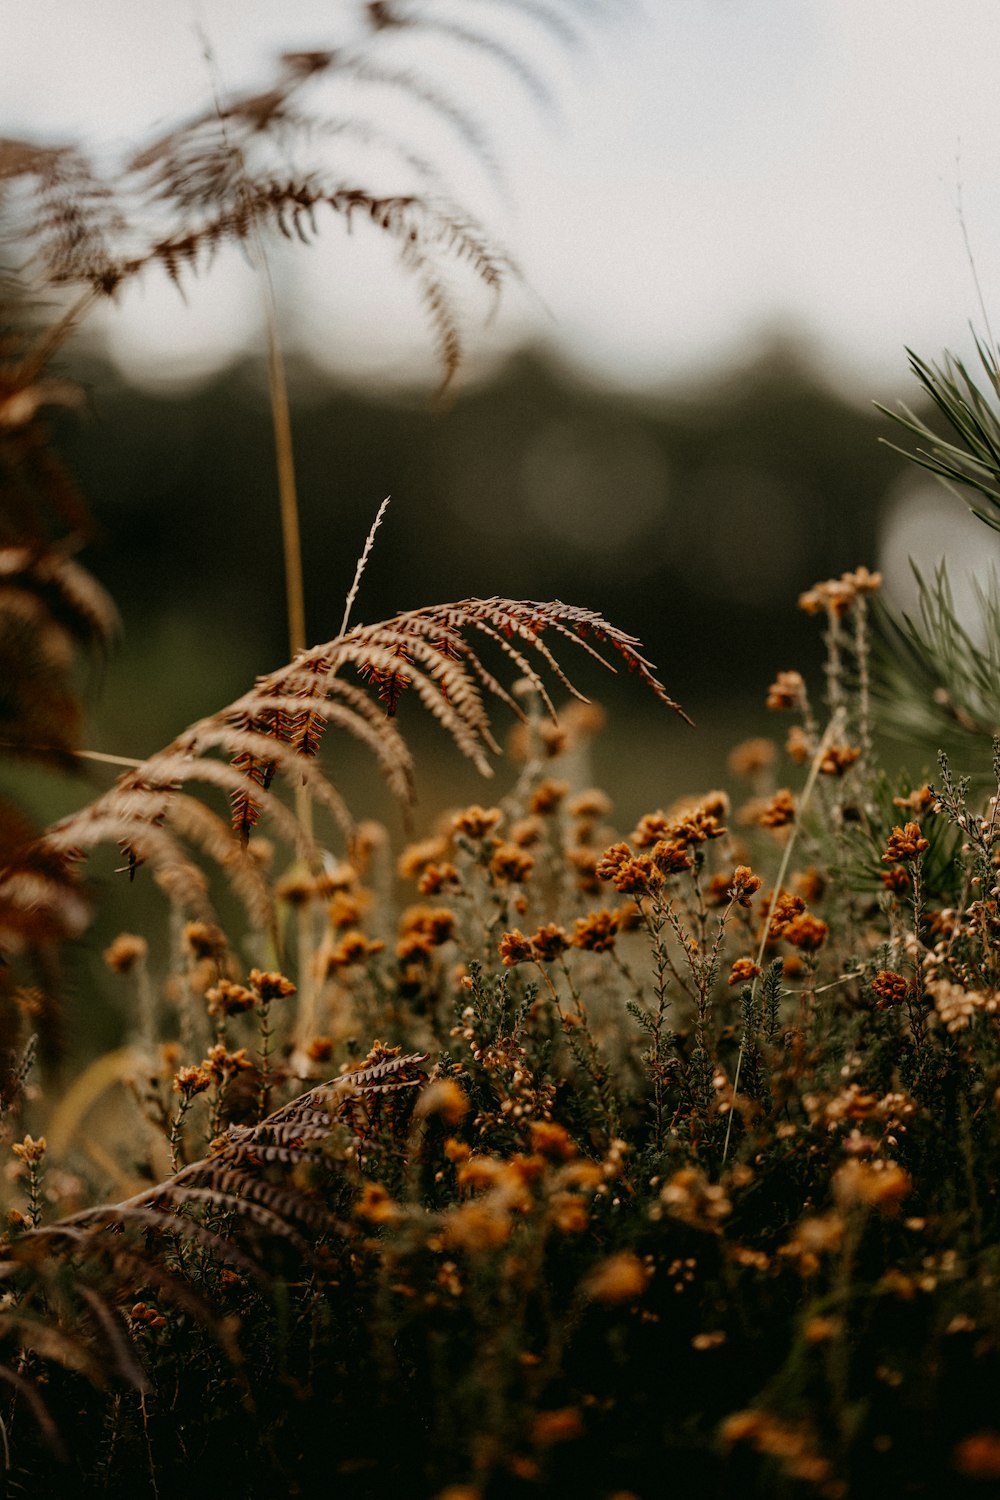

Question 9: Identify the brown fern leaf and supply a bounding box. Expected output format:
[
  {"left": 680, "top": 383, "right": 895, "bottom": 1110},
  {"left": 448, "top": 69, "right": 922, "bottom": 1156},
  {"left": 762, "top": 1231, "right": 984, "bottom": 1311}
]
[
  {"left": 366, "top": 2, "right": 554, "bottom": 110},
  {"left": 21, "top": 594, "right": 681, "bottom": 933}
]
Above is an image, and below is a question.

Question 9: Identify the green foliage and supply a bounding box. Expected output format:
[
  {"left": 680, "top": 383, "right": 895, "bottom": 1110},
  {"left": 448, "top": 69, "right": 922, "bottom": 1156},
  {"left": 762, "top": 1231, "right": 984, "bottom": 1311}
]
[{"left": 877, "top": 334, "right": 1000, "bottom": 531}]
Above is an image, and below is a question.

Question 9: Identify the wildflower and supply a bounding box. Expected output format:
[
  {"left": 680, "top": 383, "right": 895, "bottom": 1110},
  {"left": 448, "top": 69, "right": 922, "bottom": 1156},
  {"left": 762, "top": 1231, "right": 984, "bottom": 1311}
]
[
  {"left": 311, "top": 862, "right": 356, "bottom": 898},
  {"left": 630, "top": 811, "right": 672, "bottom": 848},
  {"left": 415, "top": 1078, "right": 469, "bottom": 1123},
  {"left": 537, "top": 721, "right": 568, "bottom": 758},
  {"left": 173, "top": 1065, "right": 212, "bottom": 1099},
  {"left": 205, "top": 980, "right": 257, "bottom": 1018},
  {"left": 729, "top": 865, "right": 762, "bottom": 907},
  {"left": 202, "top": 1045, "right": 253, "bottom": 1085},
  {"left": 833, "top": 1159, "right": 911, "bottom": 1215},
  {"left": 324, "top": 930, "right": 385, "bottom": 972},
  {"left": 893, "top": 783, "right": 935, "bottom": 814},
  {"left": 530, "top": 923, "right": 571, "bottom": 962},
  {"left": 442, "top": 1197, "right": 517, "bottom": 1250},
  {"left": 880, "top": 865, "right": 910, "bottom": 893},
  {"left": 528, "top": 1120, "right": 576, "bottom": 1160},
  {"left": 846, "top": 565, "right": 882, "bottom": 595},
  {"left": 103, "top": 933, "right": 147, "bottom": 974},
  {"left": 248, "top": 969, "right": 296, "bottom": 1004},
  {"left": 767, "top": 891, "right": 806, "bottom": 936},
  {"left": 728, "top": 957, "right": 761, "bottom": 987},
  {"left": 530, "top": 778, "right": 568, "bottom": 815},
  {"left": 660, "top": 1167, "right": 731, "bottom": 1230},
  {"left": 782, "top": 912, "right": 829, "bottom": 951},
  {"left": 583, "top": 1251, "right": 648, "bottom": 1305},
  {"left": 565, "top": 846, "right": 600, "bottom": 892},
  {"left": 785, "top": 725, "right": 812, "bottom": 764},
  {"left": 595, "top": 842, "right": 633, "bottom": 881},
  {"left": 610, "top": 856, "right": 658, "bottom": 894},
  {"left": 499, "top": 929, "right": 534, "bottom": 966},
  {"left": 871, "top": 970, "right": 908, "bottom": 1009},
  {"left": 799, "top": 578, "right": 854, "bottom": 617},
  {"left": 397, "top": 836, "right": 449, "bottom": 880},
  {"left": 399, "top": 905, "right": 456, "bottom": 947},
  {"left": 305, "top": 1036, "right": 333, "bottom": 1063},
  {"left": 818, "top": 743, "right": 861, "bottom": 776},
  {"left": 792, "top": 866, "right": 826, "bottom": 903},
  {"left": 452, "top": 805, "right": 502, "bottom": 840},
  {"left": 727, "top": 737, "right": 776, "bottom": 778},
  {"left": 274, "top": 872, "right": 316, "bottom": 906},
  {"left": 573, "top": 909, "right": 619, "bottom": 953},
  {"left": 778, "top": 1212, "right": 844, "bottom": 1275},
  {"left": 672, "top": 808, "right": 727, "bottom": 845},
  {"left": 489, "top": 843, "right": 535, "bottom": 883},
  {"left": 354, "top": 1182, "right": 403, "bottom": 1226},
  {"left": 509, "top": 815, "right": 543, "bottom": 847},
  {"left": 650, "top": 839, "right": 693, "bottom": 875},
  {"left": 567, "top": 788, "right": 612, "bottom": 820},
  {"left": 327, "top": 890, "right": 369, "bottom": 929},
  {"left": 417, "top": 861, "right": 461, "bottom": 895},
  {"left": 758, "top": 789, "right": 796, "bottom": 828},
  {"left": 928, "top": 979, "right": 980, "bottom": 1033},
  {"left": 766, "top": 670, "right": 806, "bottom": 711},
  {"left": 11, "top": 1134, "right": 46, "bottom": 1164},
  {"left": 883, "top": 822, "right": 929, "bottom": 863},
  {"left": 549, "top": 1193, "right": 589, "bottom": 1233},
  {"left": 181, "top": 921, "right": 228, "bottom": 960}
]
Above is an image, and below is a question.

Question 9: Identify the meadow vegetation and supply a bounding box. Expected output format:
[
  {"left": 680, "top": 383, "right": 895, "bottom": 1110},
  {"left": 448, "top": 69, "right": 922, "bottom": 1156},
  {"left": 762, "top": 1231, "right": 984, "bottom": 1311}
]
[{"left": 2, "top": 3, "right": 1000, "bottom": 1496}]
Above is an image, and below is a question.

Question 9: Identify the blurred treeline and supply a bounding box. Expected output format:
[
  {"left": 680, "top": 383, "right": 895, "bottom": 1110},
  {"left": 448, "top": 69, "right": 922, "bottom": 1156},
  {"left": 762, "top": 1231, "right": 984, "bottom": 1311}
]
[{"left": 59, "top": 336, "right": 918, "bottom": 813}]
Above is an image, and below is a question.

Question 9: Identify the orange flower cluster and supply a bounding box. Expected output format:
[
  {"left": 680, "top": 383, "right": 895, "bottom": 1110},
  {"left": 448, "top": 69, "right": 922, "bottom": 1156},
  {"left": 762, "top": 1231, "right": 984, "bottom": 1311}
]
[
  {"left": 767, "top": 891, "right": 806, "bottom": 937},
  {"left": 798, "top": 566, "right": 882, "bottom": 618},
  {"left": 322, "top": 930, "right": 385, "bottom": 974},
  {"left": 882, "top": 822, "right": 929, "bottom": 863},
  {"left": 397, "top": 905, "right": 456, "bottom": 961},
  {"left": 871, "top": 969, "right": 908, "bottom": 1010},
  {"left": 452, "top": 805, "right": 502, "bottom": 840},
  {"left": 782, "top": 912, "right": 829, "bottom": 952},
  {"left": 498, "top": 922, "right": 573, "bottom": 966},
  {"left": 489, "top": 842, "right": 535, "bottom": 883},
  {"left": 766, "top": 670, "right": 806, "bottom": 712},
  {"left": 103, "top": 933, "right": 148, "bottom": 974},
  {"left": 758, "top": 789, "right": 796, "bottom": 828},
  {"left": 818, "top": 743, "right": 861, "bottom": 776},
  {"left": 205, "top": 980, "right": 256, "bottom": 1018},
  {"left": 729, "top": 865, "right": 762, "bottom": 908}
]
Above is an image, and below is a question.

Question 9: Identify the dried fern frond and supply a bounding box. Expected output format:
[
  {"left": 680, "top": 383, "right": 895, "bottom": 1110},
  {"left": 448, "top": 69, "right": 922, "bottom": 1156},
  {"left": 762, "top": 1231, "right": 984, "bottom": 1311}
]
[
  {"left": 26, "top": 597, "right": 683, "bottom": 921},
  {"left": 4, "top": 1, "right": 601, "bottom": 388},
  {"left": 0, "top": 1045, "right": 430, "bottom": 1466}
]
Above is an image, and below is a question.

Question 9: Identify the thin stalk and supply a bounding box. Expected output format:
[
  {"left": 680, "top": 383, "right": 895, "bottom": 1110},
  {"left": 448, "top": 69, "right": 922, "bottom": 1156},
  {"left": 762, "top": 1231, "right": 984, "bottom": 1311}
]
[{"left": 722, "top": 709, "right": 845, "bottom": 1162}]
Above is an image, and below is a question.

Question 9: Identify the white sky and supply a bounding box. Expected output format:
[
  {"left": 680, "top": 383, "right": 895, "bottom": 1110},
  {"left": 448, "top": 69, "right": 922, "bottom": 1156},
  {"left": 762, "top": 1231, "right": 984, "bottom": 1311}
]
[{"left": 5, "top": 0, "right": 1000, "bottom": 399}]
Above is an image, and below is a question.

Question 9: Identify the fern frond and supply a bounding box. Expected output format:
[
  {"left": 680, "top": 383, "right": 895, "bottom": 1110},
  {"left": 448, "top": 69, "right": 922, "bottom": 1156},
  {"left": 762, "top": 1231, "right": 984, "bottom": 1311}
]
[{"left": 19, "top": 595, "right": 681, "bottom": 928}]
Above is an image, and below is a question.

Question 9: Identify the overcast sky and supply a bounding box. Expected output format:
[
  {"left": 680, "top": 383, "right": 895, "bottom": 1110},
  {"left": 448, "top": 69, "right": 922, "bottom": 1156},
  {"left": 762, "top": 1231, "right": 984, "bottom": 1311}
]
[{"left": 6, "top": 0, "right": 1000, "bottom": 401}]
